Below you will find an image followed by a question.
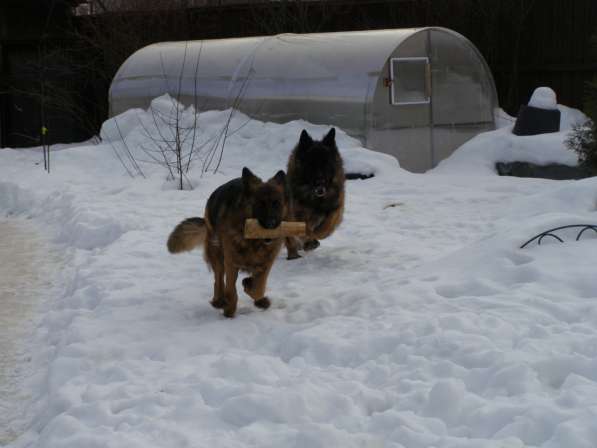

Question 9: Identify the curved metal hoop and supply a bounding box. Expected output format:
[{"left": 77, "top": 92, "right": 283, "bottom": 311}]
[{"left": 520, "top": 224, "right": 597, "bottom": 249}]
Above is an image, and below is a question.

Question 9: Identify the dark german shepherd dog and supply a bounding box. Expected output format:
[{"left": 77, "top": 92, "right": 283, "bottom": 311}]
[
  {"left": 285, "top": 128, "right": 345, "bottom": 259},
  {"left": 167, "top": 168, "right": 288, "bottom": 318}
]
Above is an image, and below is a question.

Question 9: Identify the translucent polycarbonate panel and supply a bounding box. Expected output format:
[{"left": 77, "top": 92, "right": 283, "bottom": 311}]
[
  {"left": 109, "top": 37, "right": 266, "bottom": 115},
  {"left": 428, "top": 29, "right": 497, "bottom": 167},
  {"left": 227, "top": 32, "right": 390, "bottom": 135},
  {"left": 368, "top": 31, "right": 429, "bottom": 129},
  {"left": 368, "top": 127, "right": 433, "bottom": 173},
  {"left": 429, "top": 29, "right": 496, "bottom": 126},
  {"left": 390, "top": 58, "right": 430, "bottom": 105},
  {"left": 367, "top": 28, "right": 497, "bottom": 172},
  {"left": 110, "top": 29, "right": 421, "bottom": 138},
  {"left": 368, "top": 31, "right": 432, "bottom": 172},
  {"left": 432, "top": 123, "right": 495, "bottom": 164}
]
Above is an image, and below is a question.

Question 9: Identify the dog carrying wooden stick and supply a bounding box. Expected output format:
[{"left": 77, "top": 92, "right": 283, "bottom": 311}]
[{"left": 167, "top": 167, "right": 290, "bottom": 318}]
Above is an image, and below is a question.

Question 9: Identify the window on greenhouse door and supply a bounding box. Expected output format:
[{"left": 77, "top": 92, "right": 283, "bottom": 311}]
[{"left": 390, "top": 57, "right": 431, "bottom": 105}]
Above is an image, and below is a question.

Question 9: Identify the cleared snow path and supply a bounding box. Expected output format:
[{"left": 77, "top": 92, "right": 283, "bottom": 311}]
[{"left": 0, "top": 218, "right": 62, "bottom": 443}]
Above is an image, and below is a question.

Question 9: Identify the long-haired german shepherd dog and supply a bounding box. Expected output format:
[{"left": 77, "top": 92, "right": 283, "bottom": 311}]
[
  {"left": 167, "top": 168, "right": 288, "bottom": 318},
  {"left": 285, "top": 128, "right": 345, "bottom": 259}
]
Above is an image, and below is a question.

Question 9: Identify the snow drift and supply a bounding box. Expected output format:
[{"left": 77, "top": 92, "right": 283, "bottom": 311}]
[{"left": 438, "top": 101, "right": 587, "bottom": 175}]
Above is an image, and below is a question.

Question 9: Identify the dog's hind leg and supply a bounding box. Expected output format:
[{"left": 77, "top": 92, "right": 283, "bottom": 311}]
[
  {"left": 242, "top": 266, "right": 272, "bottom": 310},
  {"left": 206, "top": 239, "right": 227, "bottom": 309},
  {"left": 223, "top": 261, "right": 239, "bottom": 318},
  {"left": 210, "top": 257, "right": 226, "bottom": 309}
]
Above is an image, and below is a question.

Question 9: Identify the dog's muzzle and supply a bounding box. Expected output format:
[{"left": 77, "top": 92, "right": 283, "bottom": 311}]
[{"left": 260, "top": 218, "right": 279, "bottom": 230}]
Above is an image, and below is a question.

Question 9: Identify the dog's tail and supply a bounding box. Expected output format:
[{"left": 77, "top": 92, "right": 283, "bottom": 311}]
[{"left": 167, "top": 217, "right": 207, "bottom": 253}]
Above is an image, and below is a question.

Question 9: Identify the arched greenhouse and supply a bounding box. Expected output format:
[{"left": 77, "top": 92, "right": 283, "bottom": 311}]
[{"left": 109, "top": 27, "right": 498, "bottom": 172}]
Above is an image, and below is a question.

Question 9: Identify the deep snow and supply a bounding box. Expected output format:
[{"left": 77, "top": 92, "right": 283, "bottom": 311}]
[{"left": 1, "top": 97, "right": 597, "bottom": 447}]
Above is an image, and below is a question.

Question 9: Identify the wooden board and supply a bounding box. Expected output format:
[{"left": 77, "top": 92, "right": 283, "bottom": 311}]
[{"left": 244, "top": 219, "right": 306, "bottom": 239}]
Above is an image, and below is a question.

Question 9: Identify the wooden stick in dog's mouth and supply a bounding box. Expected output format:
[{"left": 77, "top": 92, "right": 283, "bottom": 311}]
[{"left": 244, "top": 219, "right": 306, "bottom": 239}]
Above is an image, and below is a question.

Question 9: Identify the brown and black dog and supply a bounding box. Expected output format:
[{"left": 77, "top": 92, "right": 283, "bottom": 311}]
[
  {"left": 167, "top": 168, "right": 288, "bottom": 318},
  {"left": 285, "top": 128, "right": 345, "bottom": 259}
]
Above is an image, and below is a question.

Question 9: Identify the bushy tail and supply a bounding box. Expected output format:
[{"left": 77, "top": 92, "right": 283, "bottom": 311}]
[{"left": 167, "top": 217, "right": 206, "bottom": 253}]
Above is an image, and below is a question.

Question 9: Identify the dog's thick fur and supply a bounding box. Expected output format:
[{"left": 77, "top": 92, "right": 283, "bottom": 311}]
[
  {"left": 285, "top": 128, "right": 345, "bottom": 259},
  {"left": 167, "top": 168, "right": 288, "bottom": 318}
]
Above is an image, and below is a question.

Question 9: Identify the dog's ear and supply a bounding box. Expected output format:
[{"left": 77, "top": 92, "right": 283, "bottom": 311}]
[
  {"left": 242, "top": 167, "right": 261, "bottom": 192},
  {"left": 272, "top": 170, "right": 290, "bottom": 203},
  {"left": 273, "top": 170, "right": 286, "bottom": 184},
  {"left": 322, "top": 128, "right": 336, "bottom": 147},
  {"left": 298, "top": 129, "right": 313, "bottom": 151}
]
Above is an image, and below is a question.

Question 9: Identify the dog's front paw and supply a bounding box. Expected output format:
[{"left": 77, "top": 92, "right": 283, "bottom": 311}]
[
  {"left": 287, "top": 252, "right": 301, "bottom": 260},
  {"left": 254, "top": 297, "right": 271, "bottom": 309},
  {"left": 303, "top": 239, "right": 320, "bottom": 251},
  {"left": 210, "top": 297, "right": 227, "bottom": 309}
]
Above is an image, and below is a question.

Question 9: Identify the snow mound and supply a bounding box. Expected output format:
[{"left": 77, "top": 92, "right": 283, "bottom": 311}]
[
  {"left": 100, "top": 107, "right": 145, "bottom": 142},
  {"left": 434, "top": 126, "right": 579, "bottom": 175},
  {"left": 98, "top": 94, "right": 395, "bottom": 182},
  {"left": 495, "top": 108, "right": 516, "bottom": 129},
  {"left": 558, "top": 104, "right": 590, "bottom": 130},
  {"left": 437, "top": 101, "right": 589, "bottom": 175}
]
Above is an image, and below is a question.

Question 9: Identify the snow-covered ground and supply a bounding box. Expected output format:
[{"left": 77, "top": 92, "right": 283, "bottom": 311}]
[{"left": 1, "top": 97, "right": 597, "bottom": 447}]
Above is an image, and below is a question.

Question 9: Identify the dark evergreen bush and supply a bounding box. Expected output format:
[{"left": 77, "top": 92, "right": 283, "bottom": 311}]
[{"left": 566, "top": 36, "right": 597, "bottom": 174}]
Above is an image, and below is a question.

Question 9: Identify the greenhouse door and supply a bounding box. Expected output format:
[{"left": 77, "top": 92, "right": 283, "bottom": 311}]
[{"left": 386, "top": 56, "right": 434, "bottom": 172}]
